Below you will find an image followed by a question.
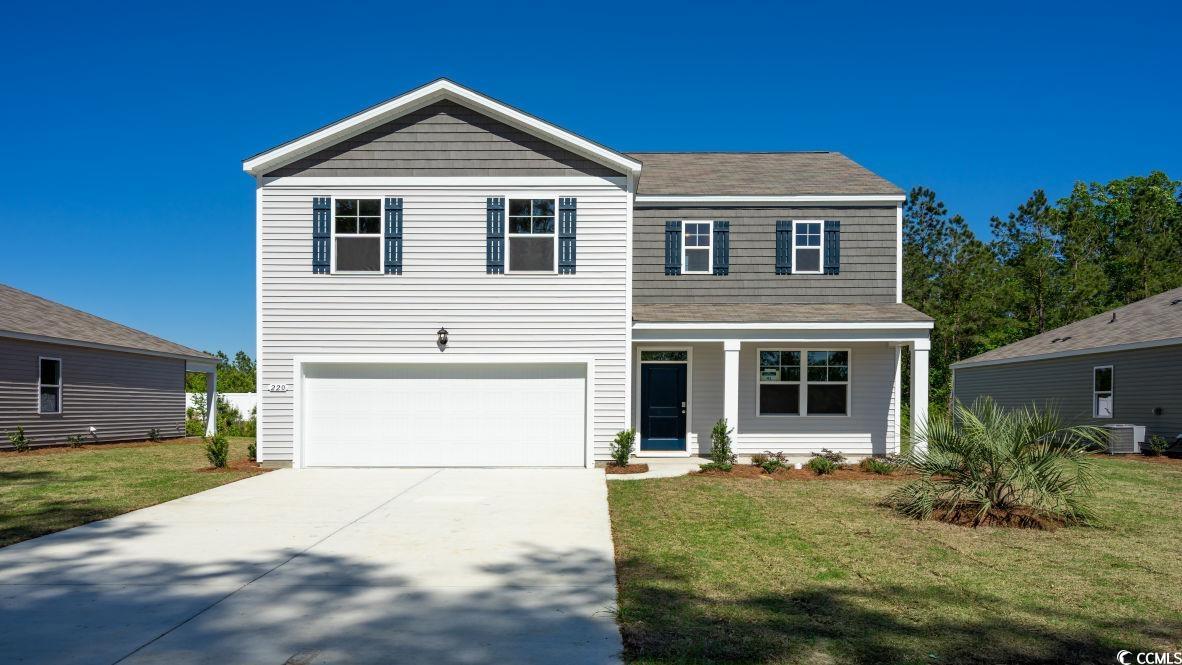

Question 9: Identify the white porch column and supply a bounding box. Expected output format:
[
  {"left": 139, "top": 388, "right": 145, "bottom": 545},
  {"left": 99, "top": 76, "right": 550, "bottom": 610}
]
[
  {"left": 910, "top": 339, "right": 930, "bottom": 453},
  {"left": 723, "top": 340, "right": 741, "bottom": 433},
  {"left": 204, "top": 370, "right": 218, "bottom": 437}
]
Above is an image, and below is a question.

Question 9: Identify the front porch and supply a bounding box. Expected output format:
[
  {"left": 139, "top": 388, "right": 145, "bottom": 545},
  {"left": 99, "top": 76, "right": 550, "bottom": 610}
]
[{"left": 630, "top": 304, "right": 933, "bottom": 460}]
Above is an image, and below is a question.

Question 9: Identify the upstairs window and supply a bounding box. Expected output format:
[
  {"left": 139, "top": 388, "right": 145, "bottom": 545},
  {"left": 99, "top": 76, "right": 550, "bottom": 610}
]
[
  {"left": 508, "top": 199, "right": 556, "bottom": 272},
  {"left": 682, "top": 221, "right": 713, "bottom": 274},
  {"left": 38, "top": 357, "right": 61, "bottom": 414},
  {"left": 334, "top": 199, "right": 382, "bottom": 272},
  {"left": 793, "top": 221, "right": 823, "bottom": 274},
  {"left": 1093, "top": 366, "right": 1113, "bottom": 418}
]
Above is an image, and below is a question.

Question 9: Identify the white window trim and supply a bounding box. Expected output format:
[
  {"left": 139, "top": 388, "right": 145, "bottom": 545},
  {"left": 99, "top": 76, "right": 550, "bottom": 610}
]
[
  {"left": 505, "top": 196, "right": 558, "bottom": 275},
  {"left": 331, "top": 196, "right": 384, "bottom": 274},
  {"left": 1093, "top": 365, "right": 1114, "bottom": 419},
  {"left": 37, "top": 356, "right": 62, "bottom": 415},
  {"left": 791, "top": 219, "right": 825, "bottom": 275},
  {"left": 680, "top": 220, "right": 713, "bottom": 275},
  {"left": 756, "top": 347, "right": 851, "bottom": 418}
]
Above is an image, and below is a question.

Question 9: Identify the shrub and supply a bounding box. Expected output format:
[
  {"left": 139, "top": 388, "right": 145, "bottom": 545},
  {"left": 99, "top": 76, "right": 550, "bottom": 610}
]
[
  {"left": 610, "top": 429, "right": 636, "bottom": 467},
  {"left": 699, "top": 461, "right": 733, "bottom": 472},
  {"left": 247, "top": 441, "right": 257, "bottom": 462},
  {"left": 810, "top": 448, "right": 847, "bottom": 465},
  {"left": 147, "top": 427, "right": 162, "bottom": 442},
  {"left": 859, "top": 456, "right": 895, "bottom": 475},
  {"left": 66, "top": 434, "right": 85, "bottom": 448},
  {"left": 753, "top": 450, "right": 788, "bottom": 473},
  {"left": 1144, "top": 435, "right": 1169, "bottom": 457},
  {"left": 185, "top": 419, "right": 205, "bottom": 436},
  {"left": 888, "top": 398, "right": 1105, "bottom": 527},
  {"left": 710, "top": 418, "right": 736, "bottom": 467},
  {"left": 7, "top": 426, "right": 30, "bottom": 452},
  {"left": 806, "top": 456, "right": 838, "bottom": 475},
  {"left": 204, "top": 433, "right": 230, "bottom": 468}
]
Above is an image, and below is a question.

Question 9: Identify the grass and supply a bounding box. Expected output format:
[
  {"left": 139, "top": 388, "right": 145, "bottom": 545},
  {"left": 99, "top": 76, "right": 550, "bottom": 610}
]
[
  {"left": 608, "top": 456, "right": 1182, "bottom": 664},
  {"left": 0, "top": 437, "right": 263, "bottom": 548}
]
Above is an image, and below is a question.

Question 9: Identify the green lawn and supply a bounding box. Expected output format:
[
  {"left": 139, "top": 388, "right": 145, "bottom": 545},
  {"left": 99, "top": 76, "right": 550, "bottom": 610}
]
[
  {"left": 0, "top": 437, "right": 263, "bottom": 548},
  {"left": 609, "top": 457, "right": 1182, "bottom": 664}
]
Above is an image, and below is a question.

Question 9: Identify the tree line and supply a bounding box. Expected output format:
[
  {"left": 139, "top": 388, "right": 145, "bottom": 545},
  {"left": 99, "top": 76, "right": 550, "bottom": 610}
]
[
  {"left": 184, "top": 350, "right": 255, "bottom": 393},
  {"left": 904, "top": 171, "right": 1182, "bottom": 409}
]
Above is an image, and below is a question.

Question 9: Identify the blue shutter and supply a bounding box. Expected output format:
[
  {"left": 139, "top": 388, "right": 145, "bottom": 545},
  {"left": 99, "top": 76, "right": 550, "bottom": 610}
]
[
  {"left": 664, "top": 221, "right": 682, "bottom": 275},
  {"left": 486, "top": 197, "right": 505, "bottom": 274},
  {"left": 383, "top": 197, "right": 403, "bottom": 275},
  {"left": 312, "top": 197, "right": 331, "bottom": 274},
  {"left": 712, "top": 220, "right": 730, "bottom": 276},
  {"left": 823, "top": 220, "right": 841, "bottom": 275},
  {"left": 558, "top": 197, "right": 577, "bottom": 274},
  {"left": 775, "top": 220, "right": 792, "bottom": 275}
]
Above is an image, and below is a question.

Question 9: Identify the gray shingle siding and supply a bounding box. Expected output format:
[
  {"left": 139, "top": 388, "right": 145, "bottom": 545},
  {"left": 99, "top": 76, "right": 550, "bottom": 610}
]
[
  {"left": 633, "top": 206, "right": 898, "bottom": 303},
  {"left": 953, "top": 344, "right": 1182, "bottom": 441},
  {"left": 264, "top": 100, "right": 623, "bottom": 178},
  {"left": 0, "top": 339, "right": 186, "bottom": 447}
]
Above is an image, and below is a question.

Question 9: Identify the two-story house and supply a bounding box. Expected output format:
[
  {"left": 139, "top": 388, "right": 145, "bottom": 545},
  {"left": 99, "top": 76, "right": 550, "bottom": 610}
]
[{"left": 243, "top": 79, "right": 932, "bottom": 468}]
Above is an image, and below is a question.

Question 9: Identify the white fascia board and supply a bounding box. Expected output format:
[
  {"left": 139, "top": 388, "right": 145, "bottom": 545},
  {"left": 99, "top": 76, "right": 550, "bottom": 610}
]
[
  {"left": 0, "top": 329, "right": 217, "bottom": 364},
  {"left": 243, "top": 80, "right": 643, "bottom": 177},
  {"left": 634, "top": 194, "right": 906, "bottom": 205},
  {"left": 186, "top": 359, "right": 218, "bottom": 373},
  {"left": 632, "top": 321, "right": 933, "bottom": 330},
  {"left": 259, "top": 176, "right": 629, "bottom": 188},
  {"left": 951, "top": 336, "right": 1182, "bottom": 370}
]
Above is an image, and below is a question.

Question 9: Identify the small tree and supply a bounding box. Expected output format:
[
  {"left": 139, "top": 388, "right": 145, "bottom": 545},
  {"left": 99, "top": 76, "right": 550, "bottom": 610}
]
[
  {"left": 204, "top": 433, "right": 230, "bottom": 468},
  {"left": 7, "top": 426, "right": 30, "bottom": 452},
  {"left": 709, "top": 418, "right": 736, "bottom": 468},
  {"left": 610, "top": 429, "right": 636, "bottom": 467}
]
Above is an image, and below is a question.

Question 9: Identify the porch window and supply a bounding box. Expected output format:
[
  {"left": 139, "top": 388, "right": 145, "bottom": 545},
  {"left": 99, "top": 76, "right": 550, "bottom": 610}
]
[
  {"left": 806, "top": 351, "right": 849, "bottom": 415},
  {"left": 1093, "top": 366, "right": 1113, "bottom": 418},
  {"left": 758, "top": 350, "right": 801, "bottom": 415},
  {"left": 758, "top": 349, "right": 850, "bottom": 416},
  {"left": 334, "top": 198, "right": 382, "bottom": 272}
]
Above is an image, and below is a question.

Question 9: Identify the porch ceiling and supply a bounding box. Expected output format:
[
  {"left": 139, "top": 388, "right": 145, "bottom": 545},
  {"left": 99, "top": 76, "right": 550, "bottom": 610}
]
[{"left": 632, "top": 303, "right": 932, "bottom": 325}]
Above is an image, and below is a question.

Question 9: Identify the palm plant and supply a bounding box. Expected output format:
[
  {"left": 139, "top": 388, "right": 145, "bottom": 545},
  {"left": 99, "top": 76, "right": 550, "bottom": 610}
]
[{"left": 888, "top": 398, "right": 1106, "bottom": 527}]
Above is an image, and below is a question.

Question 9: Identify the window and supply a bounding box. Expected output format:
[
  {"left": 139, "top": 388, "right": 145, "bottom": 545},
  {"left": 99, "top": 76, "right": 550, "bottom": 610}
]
[
  {"left": 1093, "top": 366, "right": 1113, "bottom": 418},
  {"left": 758, "top": 349, "right": 850, "bottom": 416},
  {"left": 792, "top": 221, "right": 823, "bottom": 274},
  {"left": 682, "top": 221, "right": 712, "bottom": 274},
  {"left": 334, "top": 199, "right": 382, "bottom": 272},
  {"left": 38, "top": 357, "right": 61, "bottom": 414},
  {"left": 508, "top": 199, "right": 556, "bottom": 272},
  {"left": 640, "top": 350, "right": 688, "bottom": 362}
]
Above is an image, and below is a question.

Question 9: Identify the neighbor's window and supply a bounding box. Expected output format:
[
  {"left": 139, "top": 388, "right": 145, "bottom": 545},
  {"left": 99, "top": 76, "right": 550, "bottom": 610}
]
[
  {"left": 793, "top": 221, "right": 823, "bottom": 274},
  {"left": 806, "top": 351, "right": 849, "bottom": 415},
  {"left": 758, "top": 350, "right": 801, "bottom": 415},
  {"left": 1093, "top": 366, "right": 1113, "bottom": 418},
  {"left": 682, "top": 221, "right": 713, "bottom": 274},
  {"left": 38, "top": 357, "right": 61, "bottom": 414},
  {"left": 508, "top": 199, "right": 556, "bottom": 272},
  {"left": 334, "top": 199, "right": 382, "bottom": 272}
]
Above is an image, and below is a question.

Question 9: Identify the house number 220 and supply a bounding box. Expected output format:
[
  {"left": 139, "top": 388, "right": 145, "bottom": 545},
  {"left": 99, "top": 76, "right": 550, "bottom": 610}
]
[{"left": 266, "top": 384, "right": 290, "bottom": 393}]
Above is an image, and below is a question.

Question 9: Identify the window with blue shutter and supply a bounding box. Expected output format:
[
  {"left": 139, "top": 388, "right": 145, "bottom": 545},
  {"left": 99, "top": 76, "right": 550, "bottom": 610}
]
[
  {"left": 823, "top": 220, "right": 841, "bottom": 275},
  {"left": 712, "top": 220, "right": 730, "bottom": 275},
  {"left": 384, "top": 197, "right": 403, "bottom": 275},
  {"left": 486, "top": 197, "right": 505, "bottom": 274},
  {"left": 775, "top": 220, "right": 792, "bottom": 275},
  {"left": 664, "top": 221, "right": 682, "bottom": 275},
  {"left": 312, "top": 197, "right": 331, "bottom": 274},
  {"left": 558, "top": 197, "right": 576, "bottom": 274}
]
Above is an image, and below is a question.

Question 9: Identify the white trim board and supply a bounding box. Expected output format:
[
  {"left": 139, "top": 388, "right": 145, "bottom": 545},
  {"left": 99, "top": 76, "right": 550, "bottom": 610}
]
[
  {"left": 634, "top": 194, "right": 906, "bottom": 205},
  {"left": 951, "top": 336, "right": 1182, "bottom": 370},
  {"left": 632, "top": 321, "right": 934, "bottom": 331},
  {"left": 244, "top": 79, "right": 643, "bottom": 177},
  {"left": 260, "top": 176, "right": 629, "bottom": 188}
]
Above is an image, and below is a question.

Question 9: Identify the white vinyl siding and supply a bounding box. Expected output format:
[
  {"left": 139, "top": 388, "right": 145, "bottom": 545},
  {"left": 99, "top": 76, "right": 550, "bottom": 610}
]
[{"left": 258, "top": 180, "right": 629, "bottom": 463}]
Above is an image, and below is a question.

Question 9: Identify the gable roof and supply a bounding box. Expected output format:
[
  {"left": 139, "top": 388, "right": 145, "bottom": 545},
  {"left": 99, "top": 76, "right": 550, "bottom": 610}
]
[
  {"left": 244, "top": 79, "right": 643, "bottom": 178},
  {"left": 953, "top": 286, "right": 1182, "bottom": 369},
  {"left": 628, "top": 152, "right": 904, "bottom": 198},
  {"left": 0, "top": 284, "right": 216, "bottom": 361}
]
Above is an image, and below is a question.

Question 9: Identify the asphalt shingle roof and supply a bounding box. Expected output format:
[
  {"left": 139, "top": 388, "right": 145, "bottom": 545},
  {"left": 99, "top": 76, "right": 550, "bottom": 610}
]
[
  {"left": 628, "top": 152, "right": 903, "bottom": 197},
  {"left": 0, "top": 284, "right": 216, "bottom": 361},
  {"left": 633, "top": 303, "right": 932, "bottom": 324},
  {"left": 954, "top": 286, "right": 1182, "bottom": 368}
]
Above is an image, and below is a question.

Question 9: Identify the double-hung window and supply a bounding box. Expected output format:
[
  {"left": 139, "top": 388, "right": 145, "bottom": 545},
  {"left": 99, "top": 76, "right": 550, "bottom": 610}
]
[
  {"left": 334, "top": 199, "right": 382, "bottom": 272},
  {"left": 38, "top": 357, "right": 61, "bottom": 414},
  {"left": 792, "top": 221, "right": 823, "bottom": 274},
  {"left": 1093, "top": 366, "right": 1113, "bottom": 418},
  {"left": 758, "top": 349, "right": 850, "bottom": 416},
  {"left": 682, "top": 221, "right": 712, "bottom": 274},
  {"left": 508, "top": 199, "right": 556, "bottom": 272}
]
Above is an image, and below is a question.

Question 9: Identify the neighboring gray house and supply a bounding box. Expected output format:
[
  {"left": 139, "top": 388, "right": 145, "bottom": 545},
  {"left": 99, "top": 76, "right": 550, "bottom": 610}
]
[
  {"left": 243, "top": 79, "right": 933, "bottom": 468},
  {"left": 954, "top": 286, "right": 1182, "bottom": 445},
  {"left": 0, "top": 284, "right": 219, "bottom": 447}
]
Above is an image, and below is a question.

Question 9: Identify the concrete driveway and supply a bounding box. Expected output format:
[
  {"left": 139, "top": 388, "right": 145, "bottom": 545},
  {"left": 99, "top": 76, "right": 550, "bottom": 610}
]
[{"left": 0, "top": 468, "right": 620, "bottom": 664}]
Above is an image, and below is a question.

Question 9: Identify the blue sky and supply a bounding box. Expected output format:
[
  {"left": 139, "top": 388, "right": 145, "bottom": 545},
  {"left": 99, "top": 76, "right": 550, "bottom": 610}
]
[{"left": 1, "top": 1, "right": 1178, "bottom": 356}]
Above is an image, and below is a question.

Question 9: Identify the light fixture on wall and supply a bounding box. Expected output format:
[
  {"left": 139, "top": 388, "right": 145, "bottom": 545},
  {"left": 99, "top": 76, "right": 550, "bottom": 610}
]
[{"left": 437, "top": 326, "right": 449, "bottom": 348}]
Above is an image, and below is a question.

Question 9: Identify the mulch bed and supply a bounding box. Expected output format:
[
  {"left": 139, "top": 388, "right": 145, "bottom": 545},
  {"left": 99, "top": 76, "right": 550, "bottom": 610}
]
[
  {"left": 605, "top": 463, "right": 650, "bottom": 475},
  {"left": 927, "top": 503, "right": 1067, "bottom": 530},
  {"left": 198, "top": 458, "right": 271, "bottom": 474},
  {"left": 696, "top": 464, "right": 905, "bottom": 481}
]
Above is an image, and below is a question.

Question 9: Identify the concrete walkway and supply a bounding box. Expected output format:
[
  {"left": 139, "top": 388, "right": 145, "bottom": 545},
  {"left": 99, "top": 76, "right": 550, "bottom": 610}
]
[{"left": 0, "top": 469, "right": 620, "bottom": 664}]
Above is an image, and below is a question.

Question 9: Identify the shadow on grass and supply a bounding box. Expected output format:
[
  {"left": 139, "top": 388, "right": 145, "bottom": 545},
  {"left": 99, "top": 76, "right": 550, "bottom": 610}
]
[{"left": 617, "top": 557, "right": 1180, "bottom": 664}]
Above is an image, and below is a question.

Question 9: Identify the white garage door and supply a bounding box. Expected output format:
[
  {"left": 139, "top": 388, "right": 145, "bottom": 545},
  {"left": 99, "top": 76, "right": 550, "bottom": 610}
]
[{"left": 301, "top": 362, "right": 586, "bottom": 467}]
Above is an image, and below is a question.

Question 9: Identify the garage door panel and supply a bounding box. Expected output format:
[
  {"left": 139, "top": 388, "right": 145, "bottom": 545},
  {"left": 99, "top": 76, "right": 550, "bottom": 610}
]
[{"left": 303, "top": 363, "right": 585, "bottom": 467}]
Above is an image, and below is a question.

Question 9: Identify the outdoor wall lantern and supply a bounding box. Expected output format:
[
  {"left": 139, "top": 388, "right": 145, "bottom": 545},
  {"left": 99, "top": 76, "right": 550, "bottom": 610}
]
[{"left": 437, "top": 326, "right": 449, "bottom": 348}]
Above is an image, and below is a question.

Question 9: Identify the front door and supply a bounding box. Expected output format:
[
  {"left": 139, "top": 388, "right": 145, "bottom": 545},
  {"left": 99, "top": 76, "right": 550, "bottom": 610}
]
[{"left": 640, "top": 363, "right": 687, "bottom": 451}]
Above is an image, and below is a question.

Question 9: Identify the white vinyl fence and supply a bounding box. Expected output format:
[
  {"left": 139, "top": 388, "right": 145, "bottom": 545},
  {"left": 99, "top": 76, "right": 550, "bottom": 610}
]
[{"left": 186, "top": 392, "right": 258, "bottom": 418}]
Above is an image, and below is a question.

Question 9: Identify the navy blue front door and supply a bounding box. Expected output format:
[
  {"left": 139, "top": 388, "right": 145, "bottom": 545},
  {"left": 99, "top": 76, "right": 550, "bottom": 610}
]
[{"left": 640, "top": 363, "right": 687, "bottom": 451}]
